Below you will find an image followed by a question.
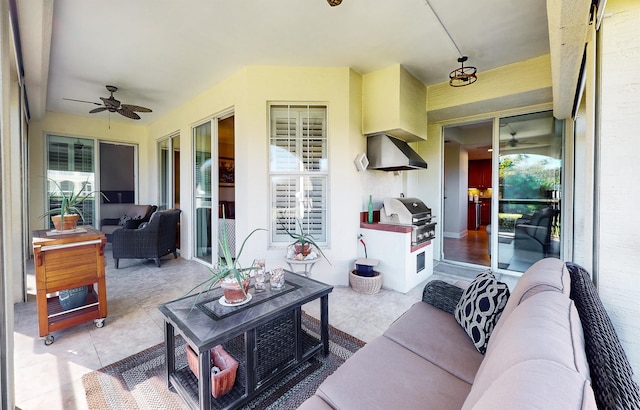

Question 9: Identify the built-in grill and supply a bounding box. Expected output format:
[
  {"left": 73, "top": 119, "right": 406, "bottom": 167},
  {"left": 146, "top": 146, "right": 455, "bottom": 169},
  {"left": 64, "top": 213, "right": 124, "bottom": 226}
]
[{"left": 379, "top": 197, "right": 436, "bottom": 245}]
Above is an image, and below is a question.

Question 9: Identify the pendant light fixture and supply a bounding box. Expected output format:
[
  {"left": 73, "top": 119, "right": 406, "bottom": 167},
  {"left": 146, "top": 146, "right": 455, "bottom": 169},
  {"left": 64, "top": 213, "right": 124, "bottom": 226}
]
[
  {"left": 327, "top": 0, "right": 342, "bottom": 6},
  {"left": 449, "top": 56, "right": 477, "bottom": 87},
  {"left": 424, "top": 0, "right": 478, "bottom": 87}
]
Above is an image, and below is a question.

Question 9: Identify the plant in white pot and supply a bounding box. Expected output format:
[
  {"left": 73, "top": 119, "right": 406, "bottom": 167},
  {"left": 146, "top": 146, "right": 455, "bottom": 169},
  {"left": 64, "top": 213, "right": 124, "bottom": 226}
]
[
  {"left": 40, "top": 178, "right": 107, "bottom": 231},
  {"left": 186, "top": 211, "right": 266, "bottom": 305}
]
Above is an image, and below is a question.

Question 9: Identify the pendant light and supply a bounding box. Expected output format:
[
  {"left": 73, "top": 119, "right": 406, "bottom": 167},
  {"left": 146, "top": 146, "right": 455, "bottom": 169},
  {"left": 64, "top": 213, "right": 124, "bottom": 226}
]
[
  {"left": 424, "top": 0, "right": 478, "bottom": 87},
  {"left": 449, "top": 56, "right": 477, "bottom": 87}
]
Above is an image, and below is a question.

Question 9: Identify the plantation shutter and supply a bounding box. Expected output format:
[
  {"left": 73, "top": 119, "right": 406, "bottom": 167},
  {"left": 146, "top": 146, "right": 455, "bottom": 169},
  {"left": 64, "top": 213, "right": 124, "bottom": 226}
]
[
  {"left": 270, "top": 105, "right": 328, "bottom": 245},
  {"left": 45, "top": 136, "right": 96, "bottom": 227}
]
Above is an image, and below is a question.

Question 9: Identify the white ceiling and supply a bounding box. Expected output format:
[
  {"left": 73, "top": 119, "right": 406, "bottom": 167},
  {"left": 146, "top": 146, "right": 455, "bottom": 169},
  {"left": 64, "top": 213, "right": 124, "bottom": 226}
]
[{"left": 17, "top": 0, "right": 552, "bottom": 126}]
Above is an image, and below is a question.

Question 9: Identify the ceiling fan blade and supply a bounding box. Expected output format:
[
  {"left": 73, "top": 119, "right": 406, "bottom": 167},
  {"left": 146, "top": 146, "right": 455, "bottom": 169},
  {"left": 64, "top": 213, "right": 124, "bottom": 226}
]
[
  {"left": 89, "top": 107, "right": 108, "bottom": 114},
  {"left": 116, "top": 107, "right": 141, "bottom": 120},
  {"left": 64, "top": 98, "right": 102, "bottom": 106},
  {"left": 121, "top": 104, "right": 152, "bottom": 113}
]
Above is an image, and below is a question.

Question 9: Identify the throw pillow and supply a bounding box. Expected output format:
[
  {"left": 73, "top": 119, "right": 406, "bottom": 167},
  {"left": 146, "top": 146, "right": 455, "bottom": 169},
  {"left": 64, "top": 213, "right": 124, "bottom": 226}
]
[
  {"left": 422, "top": 280, "right": 465, "bottom": 314},
  {"left": 455, "top": 271, "right": 510, "bottom": 354},
  {"left": 118, "top": 215, "right": 132, "bottom": 226}
]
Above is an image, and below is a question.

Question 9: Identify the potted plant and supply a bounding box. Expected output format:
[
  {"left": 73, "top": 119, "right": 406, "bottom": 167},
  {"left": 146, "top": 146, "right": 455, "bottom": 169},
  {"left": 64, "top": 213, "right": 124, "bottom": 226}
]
[
  {"left": 186, "top": 210, "right": 265, "bottom": 305},
  {"left": 279, "top": 217, "right": 330, "bottom": 264},
  {"left": 41, "top": 178, "right": 107, "bottom": 231}
]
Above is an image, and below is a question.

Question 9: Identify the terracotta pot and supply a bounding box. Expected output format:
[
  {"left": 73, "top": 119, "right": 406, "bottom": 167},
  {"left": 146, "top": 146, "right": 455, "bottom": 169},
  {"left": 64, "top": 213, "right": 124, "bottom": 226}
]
[
  {"left": 294, "top": 243, "right": 311, "bottom": 256},
  {"left": 186, "top": 344, "right": 239, "bottom": 398},
  {"left": 220, "top": 278, "right": 250, "bottom": 304},
  {"left": 51, "top": 214, "right": 80, "bottom": 231}
]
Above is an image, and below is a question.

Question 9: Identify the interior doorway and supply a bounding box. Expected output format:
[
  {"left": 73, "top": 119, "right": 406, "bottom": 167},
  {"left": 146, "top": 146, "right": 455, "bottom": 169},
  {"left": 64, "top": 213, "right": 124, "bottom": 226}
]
[{"left": 442, "top": 121, "right": 493, "bottom": 267}]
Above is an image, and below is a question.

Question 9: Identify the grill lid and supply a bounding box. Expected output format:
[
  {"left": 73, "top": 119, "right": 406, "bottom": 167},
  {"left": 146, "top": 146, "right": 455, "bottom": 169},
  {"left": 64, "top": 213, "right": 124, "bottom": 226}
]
[
  {"left": 392, "top": 198, "right": 430, "bottom": 215},
  {"left": 380, "top": 197, "right": 431, "bottom": 225}
]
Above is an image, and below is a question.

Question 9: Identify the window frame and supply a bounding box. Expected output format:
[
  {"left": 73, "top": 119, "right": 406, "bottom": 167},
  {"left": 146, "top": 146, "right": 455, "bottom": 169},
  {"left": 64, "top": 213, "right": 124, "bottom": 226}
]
[{"left": 269, "top": 103, "right": 329, "bottom": 248}]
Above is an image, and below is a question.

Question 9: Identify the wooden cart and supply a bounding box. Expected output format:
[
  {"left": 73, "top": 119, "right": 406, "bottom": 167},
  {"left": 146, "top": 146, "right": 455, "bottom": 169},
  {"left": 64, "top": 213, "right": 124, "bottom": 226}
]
[{"left": 32, "top": 227, "right": 108, "bottom": 345}]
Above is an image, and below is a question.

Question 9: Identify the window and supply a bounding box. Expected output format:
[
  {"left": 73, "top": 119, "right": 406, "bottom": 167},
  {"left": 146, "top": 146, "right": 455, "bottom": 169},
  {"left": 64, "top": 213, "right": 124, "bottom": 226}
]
[
  {"left": 270, "top": 105, "right": 328, "bottom": 246},
  {"left": 46, "top": 136, "right": 96, "bottom": 227}
]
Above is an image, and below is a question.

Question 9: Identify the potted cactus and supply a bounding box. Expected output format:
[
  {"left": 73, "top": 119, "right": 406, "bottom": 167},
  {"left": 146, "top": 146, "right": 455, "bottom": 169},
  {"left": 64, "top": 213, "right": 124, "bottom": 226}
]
[
  {"left": 279, "top": 217, "right": 330, "bottom": 264},
  {"left": 185, "top": 209, "right": 265, "bottom": 305},
  {"left": 41, "top": 178, "right": 107, "bottom": 231}
]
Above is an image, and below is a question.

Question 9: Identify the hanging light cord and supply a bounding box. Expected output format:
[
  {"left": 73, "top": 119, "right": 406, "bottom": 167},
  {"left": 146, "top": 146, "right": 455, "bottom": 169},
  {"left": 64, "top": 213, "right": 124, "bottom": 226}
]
[{"left": 423, "top": 0, "right": 463, "bottom": 58}]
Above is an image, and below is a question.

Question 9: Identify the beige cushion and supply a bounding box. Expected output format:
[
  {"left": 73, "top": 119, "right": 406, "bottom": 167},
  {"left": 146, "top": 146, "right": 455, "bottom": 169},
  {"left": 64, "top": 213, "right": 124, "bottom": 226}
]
[
  {"left": 464, "top": 291, "right": 591, "bottom": 408},
  {"left": 384, "top": 302, "right": 483, "bottom": 384},
  {"left": 492, "top": 257, "right": 569, "bottom": 339},
  {"left": 466, "top": 360, "right": 597, "bottom": 410},
  {"left": 101, "top": 204, "right": 151, "bottom": 220},
  {"left": 297, "top": 394, "right": 334, "bottom": 409},
  {"left": 316, "top": 336, "right": 472, "bottom": 410}
]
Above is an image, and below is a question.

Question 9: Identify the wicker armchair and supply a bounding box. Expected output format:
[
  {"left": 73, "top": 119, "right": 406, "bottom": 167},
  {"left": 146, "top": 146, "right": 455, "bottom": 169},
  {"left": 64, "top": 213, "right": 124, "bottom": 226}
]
[
  {"left": 513, "top": 207, "right": 556, "bottom": 257},
  {"left": 112, "top": 208, "right": 181, "bottom": 268}
]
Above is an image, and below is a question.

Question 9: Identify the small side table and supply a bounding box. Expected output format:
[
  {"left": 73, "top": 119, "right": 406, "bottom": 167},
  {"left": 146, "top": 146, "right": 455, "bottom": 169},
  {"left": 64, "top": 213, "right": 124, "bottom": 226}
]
[{"left": 285, "top": 258, "right": 319, "bottom": 277}]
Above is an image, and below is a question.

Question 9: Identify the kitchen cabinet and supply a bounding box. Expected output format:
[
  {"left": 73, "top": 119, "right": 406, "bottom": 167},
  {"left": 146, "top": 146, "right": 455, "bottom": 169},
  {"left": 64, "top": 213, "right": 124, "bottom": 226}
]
[
  {"left": 468, "top": 159, "right": 492, "bottom": 189},
  {"left": 480, "top": 199, "right": 491, "bottom": 225},
  {"left": 468, "top": 203, "right": 478, "bottom": 230}
]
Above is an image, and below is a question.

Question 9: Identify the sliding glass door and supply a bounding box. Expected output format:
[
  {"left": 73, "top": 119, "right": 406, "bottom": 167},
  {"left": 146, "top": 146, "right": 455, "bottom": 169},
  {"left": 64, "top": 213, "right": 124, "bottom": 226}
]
[
  {"left": 159, "top": 134, "right": 180, "bottom": 211},
  {"left": 493, "top": 111, "right": 563, "bottom": 272},
  {"left": 194, "top": 122, "right": 213, "bottom": 263}
]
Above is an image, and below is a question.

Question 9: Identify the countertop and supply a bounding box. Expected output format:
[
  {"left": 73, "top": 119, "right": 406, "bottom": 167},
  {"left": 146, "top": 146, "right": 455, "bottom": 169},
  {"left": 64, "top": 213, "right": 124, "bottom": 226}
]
[{"left": 360, "top": 222, "right": 413, "bottom": 233}]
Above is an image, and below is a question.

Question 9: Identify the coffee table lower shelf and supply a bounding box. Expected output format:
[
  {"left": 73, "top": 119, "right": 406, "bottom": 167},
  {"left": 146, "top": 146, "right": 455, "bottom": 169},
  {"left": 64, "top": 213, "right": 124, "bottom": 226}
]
[{"left": 169, "top": 330, "right": 323, "bottom": 410}]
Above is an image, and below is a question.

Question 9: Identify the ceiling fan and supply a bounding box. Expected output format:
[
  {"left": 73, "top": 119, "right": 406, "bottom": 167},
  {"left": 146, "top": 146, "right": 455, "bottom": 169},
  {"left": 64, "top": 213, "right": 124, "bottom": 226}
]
[
  {"left": 64, "top": 85, "right": 152, "bottom": 120},
  {"left": 502, "top": 131, "right": 538, "bottom": 148}
]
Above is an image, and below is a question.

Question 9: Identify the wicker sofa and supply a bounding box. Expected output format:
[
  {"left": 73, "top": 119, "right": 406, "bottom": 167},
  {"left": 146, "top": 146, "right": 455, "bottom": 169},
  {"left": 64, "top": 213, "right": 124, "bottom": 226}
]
[{"left": 300, "top": 258, "right": 640, "bottom": 409}]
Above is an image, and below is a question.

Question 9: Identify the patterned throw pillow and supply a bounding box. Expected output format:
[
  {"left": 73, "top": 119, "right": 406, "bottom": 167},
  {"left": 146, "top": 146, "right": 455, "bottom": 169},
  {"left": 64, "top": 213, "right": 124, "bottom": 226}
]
[
  {"left": 454, "top": 271, "right": 510, "bottom": 354},
  {"left": 118, "top": 215, "right": 132, "bottom": 226}
]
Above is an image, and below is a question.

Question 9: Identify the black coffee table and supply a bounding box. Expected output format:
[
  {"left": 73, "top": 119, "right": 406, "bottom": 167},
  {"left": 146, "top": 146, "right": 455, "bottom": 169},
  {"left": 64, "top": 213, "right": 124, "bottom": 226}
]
[{"left": 158, "top": 271, "right": 333, "bottom": 410}]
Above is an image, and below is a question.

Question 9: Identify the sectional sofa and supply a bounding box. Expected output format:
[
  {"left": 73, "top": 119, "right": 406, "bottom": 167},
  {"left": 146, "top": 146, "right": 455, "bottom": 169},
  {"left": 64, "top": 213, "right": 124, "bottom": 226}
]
[
  {"left": 300, "top": 258, "right": 640, "bottom": 409},
  {"left": 99, "top": 203, "right": 156, "bottom": 241}
]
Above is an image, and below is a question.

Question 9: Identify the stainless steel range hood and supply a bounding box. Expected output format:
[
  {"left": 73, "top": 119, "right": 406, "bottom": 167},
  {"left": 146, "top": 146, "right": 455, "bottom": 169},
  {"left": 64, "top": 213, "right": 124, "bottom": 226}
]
[{"left": 366, "top": 133, "right": 428, "bottom": 171}]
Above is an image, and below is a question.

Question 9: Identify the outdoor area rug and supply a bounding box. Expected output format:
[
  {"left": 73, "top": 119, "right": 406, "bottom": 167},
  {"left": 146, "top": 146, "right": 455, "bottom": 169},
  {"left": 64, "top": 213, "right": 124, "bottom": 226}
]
[{"left": 82, "top": 312, "right": 365, "bottom": 409}]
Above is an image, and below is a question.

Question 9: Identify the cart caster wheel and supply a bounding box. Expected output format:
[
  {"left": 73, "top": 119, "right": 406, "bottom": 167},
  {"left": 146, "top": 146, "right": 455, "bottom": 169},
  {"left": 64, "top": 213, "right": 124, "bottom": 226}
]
[
  {"left": 94, "top": 319, "right": 105, "bottom": 328},
  {"left": 44, "top": 335, "right": 54, "bottom": 346}
]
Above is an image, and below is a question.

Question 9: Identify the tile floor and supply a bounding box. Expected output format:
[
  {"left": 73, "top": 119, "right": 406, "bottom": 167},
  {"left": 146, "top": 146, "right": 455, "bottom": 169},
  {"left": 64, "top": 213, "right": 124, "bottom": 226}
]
[{"left": 13, "top": 246, "right": 517, "bottom": 409}]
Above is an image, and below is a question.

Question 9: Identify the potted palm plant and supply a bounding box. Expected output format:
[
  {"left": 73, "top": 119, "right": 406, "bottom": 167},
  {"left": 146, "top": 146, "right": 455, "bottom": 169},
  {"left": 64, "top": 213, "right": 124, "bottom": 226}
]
[
  {"left": 279, "top": 217, "right": 330, "bottom": 264},
  {"left": 186, "top": 210, "right": 266, "bottom": 305},
  {"left": 41, "top": 178, "right": 107, "bottom": 231}
]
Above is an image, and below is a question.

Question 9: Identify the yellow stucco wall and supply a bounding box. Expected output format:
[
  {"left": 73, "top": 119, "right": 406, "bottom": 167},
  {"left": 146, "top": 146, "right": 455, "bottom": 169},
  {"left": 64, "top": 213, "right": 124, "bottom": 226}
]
[
  {"left": 427, "top": 54, "right": 552, "bottom": 112},
  {"left": 362, "top": 64, "right": 427, "bottom": 140},
  {"left": 144, "top": 66, "right": 364, "bottom": 284},
  {"left": 28, "top": 59, "right": 554, "bottom": 285},
  {"left": 28, "top": 112, "right": 148, "bottom": 231}
]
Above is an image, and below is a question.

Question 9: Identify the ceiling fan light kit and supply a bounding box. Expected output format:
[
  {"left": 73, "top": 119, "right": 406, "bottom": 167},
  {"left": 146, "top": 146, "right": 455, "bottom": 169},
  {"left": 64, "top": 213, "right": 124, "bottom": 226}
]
[
  {"left": 327, "top": 0, "right": 342, "bottom": 6},
  {"left": 449, "top": 56, "right": 477, "bottom": 87},
  {"left": 64, "top": 85, "right": 152, "bottom": 120}
]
